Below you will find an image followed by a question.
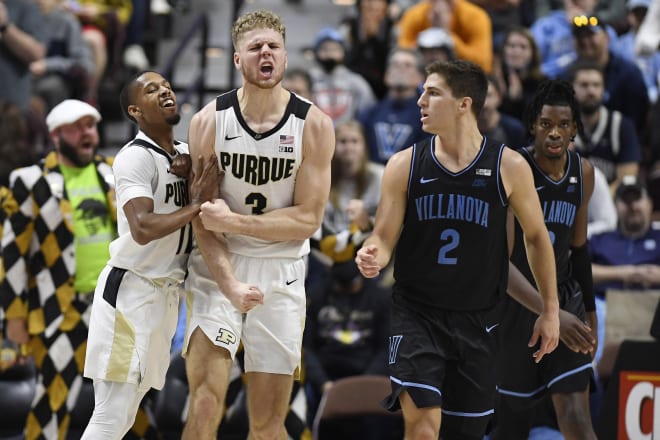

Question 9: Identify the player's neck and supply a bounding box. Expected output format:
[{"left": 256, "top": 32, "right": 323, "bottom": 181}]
[
  {"left": 434, "top": 122, "right": 483, "bottom": 170},
  {"left": 534, "top": 152, "right": 568, "bottom": 181},
  {"left": 141, "top": 126, "right": 175, "bottom": 154},
  {"left": 237, "top": 85, "right": 289, "bottom": 130}
]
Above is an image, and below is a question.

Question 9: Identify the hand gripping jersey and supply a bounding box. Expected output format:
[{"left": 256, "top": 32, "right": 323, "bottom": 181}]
[
  {"left": 214, "top": 89, "right": 311, "bottom": 258},
  {"left": 511, "top": 148, "right": 583, "bottom": 286},
  {"left": 393, "top": 136, "right": 509, "bottom": 311},
  {"left": 108, "top": 132, "right": 193, "bottom": 282}
]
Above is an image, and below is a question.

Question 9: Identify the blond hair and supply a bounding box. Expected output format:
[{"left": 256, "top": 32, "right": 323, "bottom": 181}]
[{"left": 231, "top": 9, "right": 286, "bottom": 50}]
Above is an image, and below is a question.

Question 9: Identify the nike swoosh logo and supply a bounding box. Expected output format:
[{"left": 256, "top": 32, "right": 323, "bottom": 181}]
[
  {"left": 486, "top": 323, "right": 499, "bottom": 333},
  {"left": 285, "top": 279, "right": 298, "bottom": 286},
  {"left": 535, "top": 186, "right": 544, "bottom": 191},
  {"left": 420, "top": 177, "right": 438, "bottom": 184},
  {"left": 225, "top": 135, "right": 241, "bottom": 141}
]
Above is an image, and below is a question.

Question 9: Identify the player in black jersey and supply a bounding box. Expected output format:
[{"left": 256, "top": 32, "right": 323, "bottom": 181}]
[
  {"left": 492, "top": 80, "right": 598, "bottom": 440},
  {"left": 355, "top": 60, "right": 560, "bottom": 440}
]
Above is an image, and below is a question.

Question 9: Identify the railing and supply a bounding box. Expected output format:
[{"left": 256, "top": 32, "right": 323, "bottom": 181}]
[{"left": 159, "top": 0, "right": 244, "bottom": 110}]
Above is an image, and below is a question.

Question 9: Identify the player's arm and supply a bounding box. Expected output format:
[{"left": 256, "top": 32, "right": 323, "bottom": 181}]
[
  {"left": 570, "top": 159, "right": 598, "bottom": 357},
  {"left": 356, "top": 148, "right": 410, "bottom": 278},
  {"left": 501, "top": 147, "right": 559, "bottom": 362},
  {"left": 120, "top": 152, "right": 218, "bottom": 245},
  {"left": 507, "top": 259, "right": 595, "bottom": 354},
  {"left": 200, "top": 105, "right": 335, "bottom": 241},
  {"left": 189, "top": 102, "right": 263, "bottom": 311}
]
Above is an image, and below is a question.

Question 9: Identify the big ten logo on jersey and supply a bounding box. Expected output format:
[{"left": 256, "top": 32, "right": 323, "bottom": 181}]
[
  {"left": 278, "top": 134, "right": 294, "bottom": 153},
  {"left": 165, "top": 180, "right": 189, "bottom": 207},
  {"left": 215, "top": 328, "right": 237, "bottom": 346},
  {"left": 618, "top": 371, "right": 660, "bottom": 439}
]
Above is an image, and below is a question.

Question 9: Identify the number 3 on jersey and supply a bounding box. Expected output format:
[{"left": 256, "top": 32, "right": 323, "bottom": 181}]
[
  {"left": 438, "top": 228, "right": 459, "bottom": 265},
  {"left": 246, "top": 192, "right": 267, "bottom": 215}
]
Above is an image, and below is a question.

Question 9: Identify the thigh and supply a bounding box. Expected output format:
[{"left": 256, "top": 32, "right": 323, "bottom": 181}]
[
  {"left": 184, "top": 250, "right": 243, "bottom": 359},
  {"left": 384, "top": 296, "right": 447, "bottom": 411},
  {"left": 441, "top": 310, "right": 498, "bottom": 438},
  {"left": 241, "top": 256, "right": 306, "bottom": 375},
  {"left": 185, "top": 327, "right": 232, "bottom": 401},
  {"left": 245, "top": 371, "right": 294, "bottom": 427}
]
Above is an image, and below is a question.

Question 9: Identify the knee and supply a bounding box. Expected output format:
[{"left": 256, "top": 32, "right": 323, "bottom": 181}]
[
  {"left": 405, "top": 421, "right": 439, "bottom": 440},
  {"left": 189, "top": 385, "right": 224, "bottom": 423},
  {"left": 248, "top": 408, "right": 289, "bottom": 440},
  {"left": 555, "top": 398, "right": 593, "bottom": 433}
]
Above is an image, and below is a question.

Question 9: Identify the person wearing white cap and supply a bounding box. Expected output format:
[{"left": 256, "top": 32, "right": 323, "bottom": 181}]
[
  {"left": 0, "top": 98, "right": 116, "bottom": 440},
  {"left": 80, "top": 70, "right": 218, "bottom": 440}
]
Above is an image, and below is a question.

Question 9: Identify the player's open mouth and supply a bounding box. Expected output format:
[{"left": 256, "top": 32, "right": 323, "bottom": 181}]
[{"left": 162, "top": 99, "right": 176, "bottom": 108}]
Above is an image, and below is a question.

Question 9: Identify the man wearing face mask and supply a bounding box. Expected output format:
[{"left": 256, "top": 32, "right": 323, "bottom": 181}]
[{"left": 309, "top": 27, "right": 376, "bottom": 124}]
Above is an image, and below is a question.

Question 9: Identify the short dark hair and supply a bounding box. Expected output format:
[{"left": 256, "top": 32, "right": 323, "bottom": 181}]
[
  {"left": 524, "top": 79, "right": 584, "bottom": 138},
  {"left": 119, "top": 70, "right": 159, "bottom": 124},
  {"left": 425, "top": 59, "right": 488, "bottom": 116},
  {"left": 567, "top": 59, "right": 605, "bottom": 84}
]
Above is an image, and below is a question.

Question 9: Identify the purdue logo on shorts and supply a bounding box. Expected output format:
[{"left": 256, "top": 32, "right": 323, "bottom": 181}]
[{"left": 215, "top": 328, "right": 237, "bottom": 345}]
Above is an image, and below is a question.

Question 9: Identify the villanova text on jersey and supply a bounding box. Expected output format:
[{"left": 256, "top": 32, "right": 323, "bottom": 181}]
[
  {"left": 541, "top": 199, "right": 576, "bottom": 227},
  {"left": 218, "top": 151, "right": 295, "bottom": 185},
  {"left": 414, "top": 193, "right": 490, "bottom": 227}
]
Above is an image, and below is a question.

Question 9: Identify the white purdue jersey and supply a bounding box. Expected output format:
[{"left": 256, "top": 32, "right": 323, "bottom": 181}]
[
  {"left": 108, "top": 131, "right": 193, "bottom": 281},
  {"left": 214, "top": 89, "right": 311, "bottom": 258}
]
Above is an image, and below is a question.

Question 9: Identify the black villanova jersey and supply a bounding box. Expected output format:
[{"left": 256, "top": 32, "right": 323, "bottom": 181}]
[
  {"left": 511, "top": 148, "right": 583, "bottom": 286},
  {"left": 393, "top": 136, "right": 509, "bottom": 311}
]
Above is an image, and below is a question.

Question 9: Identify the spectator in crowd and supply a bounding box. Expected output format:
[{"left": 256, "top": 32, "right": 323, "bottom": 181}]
[
  {"left": 0, "top": 100, "right": 115, "bottom": 440},
  {"left": 589, "top": 175, "right": 660, "bottom": 297},
  {"left": 570, "top": 12, "right": 650, "bottom": 135},
  {"left": 0, "top": 0, "right": 47, "bottom": 114},
  {"left": 416, "top": 26, "right": 455, "bottom": 66},
  {"left": 303, "top": 260, "right": 390, "bottom": 421},
  {"left": 397, "top": 0, "right": 493, "bottom": 73},
  {"left": 530, "top": 0, "right": 610, "bottom": 79},
  {"left": 310, "top": 26, "right": 377, "bottom": 124},
  {"left": 312, "top": 120, "right": 384, "bottom": 269},
  {"left": 570, "top": 59, "right": 642, "bottom": 190},
  {"left": 341, "top": 0, "right": 397, "bottom": 99},
  {"left": 534, "top": 0, "right": 628, "bottom": 29},
  {"left": 282, "top": 67, "right": 314, "bottom": 101},
  {"left": 0, "top": 98, "right": 160, "bottom": 440},
  {"left": 612, "top": 0, "right": 660, "bottom": 103},
  {"left": 494, "top": 25, "right": 547, "bottom": 122},
  {"left": 357, "top": 48, "right": 426, "bottom": 165},
  {"left": 477, "top": 74, "right": 527, "bottom": 149},
  {"left": 589, "top": 175, "right": 660, "bottom": 385},
  {"left": 31, "top": 0, "right": 96, "bottom": 113}
]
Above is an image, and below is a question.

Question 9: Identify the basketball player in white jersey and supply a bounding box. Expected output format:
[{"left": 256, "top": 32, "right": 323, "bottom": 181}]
[
  {"left": 81, "top": 71, "right": 218, "bottom": 440},
  {"left": 183, "top": 9, "right": 335, "bottom": 440}
]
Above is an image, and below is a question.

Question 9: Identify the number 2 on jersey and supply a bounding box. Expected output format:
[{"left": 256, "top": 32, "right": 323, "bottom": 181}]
[{"left": 438, "top": 228, "right": 459, "bottom": 265}]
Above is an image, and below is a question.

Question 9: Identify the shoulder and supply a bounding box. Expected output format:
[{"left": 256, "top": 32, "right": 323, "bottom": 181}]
[
  {"left": 384, "top": 146, "right": 413, "bottom": 178},
  {"left": 190, "top": 100, "right": 218, "bottom": 133},
  {"left": 304, "top": 105, "right": 334, "bottom": 136}
]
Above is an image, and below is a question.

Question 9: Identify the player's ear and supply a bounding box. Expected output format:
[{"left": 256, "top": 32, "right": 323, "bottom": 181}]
[{"left": 128, "top": 105, "right": 142, "bottom": 118}]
